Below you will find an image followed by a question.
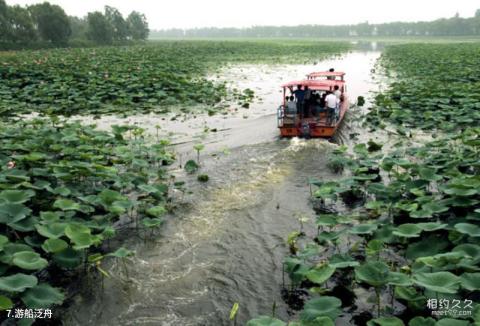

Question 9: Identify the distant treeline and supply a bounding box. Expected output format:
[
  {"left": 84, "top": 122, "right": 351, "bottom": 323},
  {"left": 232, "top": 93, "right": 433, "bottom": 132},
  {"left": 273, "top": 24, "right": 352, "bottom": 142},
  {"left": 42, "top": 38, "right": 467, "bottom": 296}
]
[
  {"left": 151, "top": 10, "right": 480, "bottom": 38},
  {"left": 0, "top": 0, "right": 149, "bottom": 50}
]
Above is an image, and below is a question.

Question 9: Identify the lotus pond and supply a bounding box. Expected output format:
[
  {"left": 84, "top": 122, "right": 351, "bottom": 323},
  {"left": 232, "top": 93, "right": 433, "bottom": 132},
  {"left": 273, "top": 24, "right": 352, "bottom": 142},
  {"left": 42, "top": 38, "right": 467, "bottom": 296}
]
[
  {"left": 248, "top": 43, "right": 480, "bottom": 326},
  {"left": 365, "top": 43, "right": 480, "bottom": 133},
  {"left": 0, "top": 40, "right": 349, "bottom": 117},
  {"left": 0, "top": 118, "right": 176, "bottom": 324}
]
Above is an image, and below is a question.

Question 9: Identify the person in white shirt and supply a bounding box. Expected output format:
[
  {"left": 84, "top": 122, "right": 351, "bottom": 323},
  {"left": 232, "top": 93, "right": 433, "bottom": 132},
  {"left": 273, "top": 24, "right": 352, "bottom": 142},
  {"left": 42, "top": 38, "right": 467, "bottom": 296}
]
[
  {"left": 325, "top": 91, "right": 339, "bottom": 125},
  {"left": 333, "top": 85, "right": 342, "bottom": 119},
  {"left": 333, "top": 85, "right": 341, "bottom": 99}
]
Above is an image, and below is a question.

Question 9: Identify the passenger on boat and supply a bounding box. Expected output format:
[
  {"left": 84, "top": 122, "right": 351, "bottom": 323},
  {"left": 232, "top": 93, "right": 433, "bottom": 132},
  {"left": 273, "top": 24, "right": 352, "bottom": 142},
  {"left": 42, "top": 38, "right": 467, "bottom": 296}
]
[
  {"left": 333, "top": 85, "right": 342, "bottom": 119},
  {"left": 293, "top": 85, "right": 305, "bottom": 117},
  {"left": 285, "top": 96, "right": 297, "bottom": 115},
  {"left": 303, "top": 86, "right": 312, "bottom": 118},
  {"left": 327, "top": 68, "right": 335, "bottom": 80},
  {"left": 325, "top": 91, "right": 339, "bottom": 125},
  {"left": 333, "top": 85, "right": 341, "bottom": 99},
  {"left": 314, "top": 93, "right": 326, "bottom": 120},
  {"left": 308, "top": 90, "right": 318, "bottom": 118}
]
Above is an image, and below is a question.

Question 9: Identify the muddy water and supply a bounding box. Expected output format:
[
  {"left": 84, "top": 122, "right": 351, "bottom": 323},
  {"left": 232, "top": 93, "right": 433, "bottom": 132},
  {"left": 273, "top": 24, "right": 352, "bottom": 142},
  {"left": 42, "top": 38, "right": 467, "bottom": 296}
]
[
  {"left": 73, "top": 50, "right": 380, "bottom": 156},
  {"left": 64, "top": 50, "right": 381, "bottom": 325}
]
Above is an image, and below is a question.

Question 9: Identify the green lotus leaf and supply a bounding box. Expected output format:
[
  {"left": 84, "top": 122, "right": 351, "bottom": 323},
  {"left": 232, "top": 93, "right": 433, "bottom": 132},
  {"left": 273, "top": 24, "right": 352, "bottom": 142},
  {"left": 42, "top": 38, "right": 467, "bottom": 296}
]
[
  {"left": 408, "top": 316, "right": 436, "bottom": 326},
  {"left": 460, "top": 273, "right": 480, "bottom": 291},
  {"left": 39, "top": 211, "right": 61, "bottom": 223},
  {"left": 367, "top": 317, "right": 405, "bottom": 326},
  {"left": 452, "top": 243, "right": 480, "bottom": 262},
  {"left": 246, "top": 316, "right": 286, "bottom": 326},
  {"left": 297, "top": 244, "right": 321, "bottom": 260},
  {"left": 435, "top": 319, "right": 470, "bottom": 326},
  {"left": 412, "top": 272, "right": 461, "bottom": 293},
  {"left": 454, "top": 223, "right": 480, "bottom": 237},
  {"left": 349, "top": 223, "right": 378, "bottom": 235},
  {"left": 41, "top": 239, "right": 68, "bottom": 254},
  {"left": 35, "top": 223, "right": 67, "bottom": 239},
  {"left": 317, "top": 231, "right": 342, "bottom": 242},
  {"left": 387, "top": 272, "right": 412, "bottom": 286},
  {"left": 366, "top": 240, "right": 384, "bottom": 256},
  {"left": 0, "top": 273, "right": 38, "bottom": 292},
  {"left": 442, "top": 184, "right": 478, "bottom": 196},
  {"left": 393, "top": 224, "right": 422, "bottom": 238},
  {"left": 300, "top": 296, "right": 342, "bottom": 322},
  {"left": 406, "top": 236, "right": 449, "bottom": 260},
  {"left": 355, "top": 261, "right": 390, "bottom": 287},
  {"left": 98, "top": 189, "right": 127, "bottom": 207},
  {"left": 12, "top": 251, "right": 48, "bottom": 270},
  {"left": 410, "top": 209, "right": 433, "bottom": 219},
  {"left": 64, "top": 224, "right": 95, "bottom": 250},
  {"left": 0, "top": 295, "right": 13, "bottom": 310},
  {"left": 141, "top": 217, "right": 164, "bottom": 228},
  {"left": 329, "top": 254, "right": 360, "bottom": 268},
  {"left": 0, "top": 236, "right": 9, "bottom": 251},
  {"left": 418, "top": 167, "right": 442, "bottom": 182},
  {"left": 394, "top": 286, "right": 424, "bottom": 302},
  {"left": 316, "top": 215, "right": 338, "bottom": 227},
  {"left": 0, "top": 190, "right": 35, "bottom": 204},
  {"left": 8, "top": 216, "right": 37, "bottom": 232},
  {"left": 146, "top": 206, "right": 167, "bottom": 218},
  {"left": 416, "top": 222, "right": 448, "bottom": 232},
  {"left": 21, "top": 283, "right": 64, "bottom": 309},
  {"left": 306, "top": 264, "right": 336, "bottom": 285},
  {"left": 0, "top": 203, "right": 32, "bottom": 224},
  {"left": 53, "top": 248, "right": 83, "bottom": 269},
  {"left": 416, "top": 252, "right": 464, "bottom": 268},
  {"left": 107, "top": 247, "right": 134, "bottom": 258},
  {"left": 53, "top": 198, "right": 81, "bottom": 211},
  {"left": 0, "top": 243, "right": 34, "bottom": 264},
  {"left": 288, "top": 317, "right": 335, "bottom": 326},
  {"left": 184, "top": 160, "right": 199, "bottom": 174}
]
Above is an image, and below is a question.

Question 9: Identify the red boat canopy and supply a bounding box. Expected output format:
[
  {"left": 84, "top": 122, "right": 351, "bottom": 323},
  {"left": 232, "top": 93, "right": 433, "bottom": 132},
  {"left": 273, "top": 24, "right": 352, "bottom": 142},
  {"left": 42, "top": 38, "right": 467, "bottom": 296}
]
[
  {"left": 307, "top": 71, "right": 346, "bottom": 78},
  {"left": 281, "top": 79, "right": 344, "bottom": 91}
]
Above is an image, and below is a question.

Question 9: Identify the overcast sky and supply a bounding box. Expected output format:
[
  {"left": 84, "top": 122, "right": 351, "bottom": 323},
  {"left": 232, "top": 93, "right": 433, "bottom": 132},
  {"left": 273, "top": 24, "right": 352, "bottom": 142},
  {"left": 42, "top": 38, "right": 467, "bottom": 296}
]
[{"left": 6, "top": 0, "right": 480, "bottom": 30}]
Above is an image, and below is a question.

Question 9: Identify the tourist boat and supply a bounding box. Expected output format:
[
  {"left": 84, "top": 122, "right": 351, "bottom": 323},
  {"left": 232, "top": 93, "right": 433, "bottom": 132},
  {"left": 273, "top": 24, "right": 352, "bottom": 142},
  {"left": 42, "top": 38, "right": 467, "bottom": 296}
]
[{"left": 277, "top": 71, "right": 348, "bottom": 138}]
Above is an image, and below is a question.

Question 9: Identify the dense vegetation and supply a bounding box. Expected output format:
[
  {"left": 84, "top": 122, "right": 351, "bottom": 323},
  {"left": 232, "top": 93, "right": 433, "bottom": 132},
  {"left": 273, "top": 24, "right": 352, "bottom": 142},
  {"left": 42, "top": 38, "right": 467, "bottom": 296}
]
[
  {"left": 248, "top": 43, "right": 480, "bottom": 325},
  {"left": 366, "top": 43, "right": 480, "bottom": 132},
  {"left": 0, "top": 0, "right": 148, "bottom": 50},
  {"left": 153, "top": 10, "right": 480, "bottom": 38},
  {"left": 0, "top": 40, "right": 350, "bottom": 117},
  {"left": 0, "top": 118, "right": 174, "bottom": 322}
]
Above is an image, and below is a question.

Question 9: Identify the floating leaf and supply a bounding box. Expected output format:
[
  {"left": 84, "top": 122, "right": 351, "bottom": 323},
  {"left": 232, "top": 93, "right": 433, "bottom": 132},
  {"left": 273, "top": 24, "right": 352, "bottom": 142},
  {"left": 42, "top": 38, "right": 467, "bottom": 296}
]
[
  {"left": 300, "top": 296, "right": 342, "bottom": 322},
  {"left": 246, "top": 316, "right": 286, "bottom": 326},
  {"left": 12, "top": 251, "right": 48, "bottom": 270},
  {"left": 349, "top": 223, "right": 378, "bottom": 235},
  {"left": 460, "top": 273, "right": 480, "bottom": 291},
  {"left": 412, "top": 272, "right": 461, "bottom": 294},
  {"left": 21, "top": 283, "right": 64, "bottom": 309},
  {"left": 0, "top": 190, "right": 35, "bottom": 204},
  {"left": 0, "top": 295, "right": 13, "bottom": 310},
  {"left": 355, "top": 261, "right": 390, "bottom": 287},
  {"left": 41, "top": 239, "right": 68, "bottom": 254},
  {"left": 0, "top": 273, "right": 38, "bottom": 292},
  {"left": 306, "top": 264, "right": 336, "bottom": 285},
  {"left": 454, "top": 223, "right": 480, "bottom": 237},
  {"left": 393, "top": 224, "right": 422, "bottom": 238},
  {"left": 366, "top": 317, "right": 405, "bottom": 326},
  {"left": 53, "top": 198, "right": 81, "bottom": 211}
]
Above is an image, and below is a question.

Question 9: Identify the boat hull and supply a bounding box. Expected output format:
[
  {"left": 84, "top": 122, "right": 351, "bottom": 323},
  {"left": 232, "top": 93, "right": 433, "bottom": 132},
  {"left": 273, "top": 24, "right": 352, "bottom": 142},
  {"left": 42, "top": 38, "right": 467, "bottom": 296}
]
[{"left": 278, "top": 98, "right": 349, "bottom": 138}]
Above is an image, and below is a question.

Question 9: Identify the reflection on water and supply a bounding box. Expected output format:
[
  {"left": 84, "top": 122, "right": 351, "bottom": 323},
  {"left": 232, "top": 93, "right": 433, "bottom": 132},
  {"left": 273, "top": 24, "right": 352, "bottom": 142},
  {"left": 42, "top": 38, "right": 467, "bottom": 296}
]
[{"left": 64, "top": 50, "right": 381, "bottom": 325}]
